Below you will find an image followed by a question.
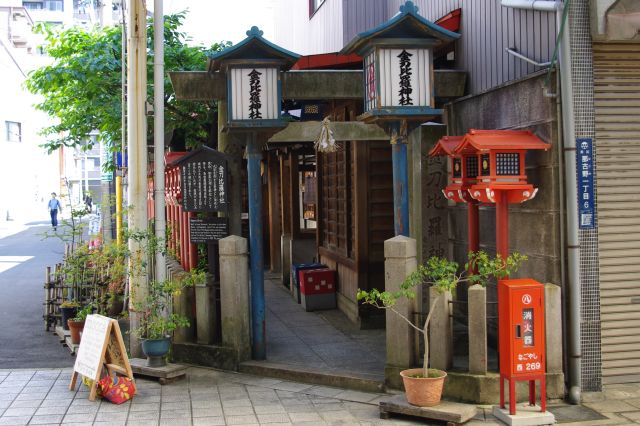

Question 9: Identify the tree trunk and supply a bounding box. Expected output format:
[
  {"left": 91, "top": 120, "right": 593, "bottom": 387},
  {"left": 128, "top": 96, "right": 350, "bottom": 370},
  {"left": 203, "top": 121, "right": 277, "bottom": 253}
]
[{"left": 423, "top": 293, "right": 442, "bottom": 377}]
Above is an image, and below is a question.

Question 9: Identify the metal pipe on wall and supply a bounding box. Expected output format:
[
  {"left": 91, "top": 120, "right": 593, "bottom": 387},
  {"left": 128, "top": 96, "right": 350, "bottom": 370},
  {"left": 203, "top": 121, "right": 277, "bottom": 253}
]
[
  {"left": 153, "top": 0, "right": 166, "bottom": 283},
  {"left": 500, "top": 0, "right": 557, "bottom": 11},
  {"left": 556, "top": 1, "right": 582, "bottom": 405}
]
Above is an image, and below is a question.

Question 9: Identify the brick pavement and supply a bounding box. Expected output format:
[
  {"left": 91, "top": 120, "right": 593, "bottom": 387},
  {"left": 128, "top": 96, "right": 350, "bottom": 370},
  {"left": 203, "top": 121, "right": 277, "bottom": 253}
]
[
  {"left": 3, "top": 367, "right": 640, "bottom": 425},
  {"left": 0, "top": 367, "right": 427, "bottom": 425}
]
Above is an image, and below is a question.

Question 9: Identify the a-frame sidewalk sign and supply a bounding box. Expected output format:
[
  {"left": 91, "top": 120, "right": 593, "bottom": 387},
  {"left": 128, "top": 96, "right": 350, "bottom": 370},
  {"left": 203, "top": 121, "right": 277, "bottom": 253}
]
[{"left": 69, "top": 314, "right": 133, "bottom": 401}]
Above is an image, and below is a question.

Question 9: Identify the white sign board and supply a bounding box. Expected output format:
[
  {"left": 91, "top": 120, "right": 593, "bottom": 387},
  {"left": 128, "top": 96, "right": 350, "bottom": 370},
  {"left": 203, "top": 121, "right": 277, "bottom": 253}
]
[
  {"left": 69, "top": 314, "right": 133, "bottom": 401},
  {"left": 73, "top": 314, "right": 111, "bottom": 379}
]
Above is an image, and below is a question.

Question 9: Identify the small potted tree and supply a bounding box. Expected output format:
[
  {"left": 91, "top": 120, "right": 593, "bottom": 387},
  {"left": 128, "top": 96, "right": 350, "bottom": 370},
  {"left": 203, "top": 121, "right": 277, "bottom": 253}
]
[
  {"left": 358, "top": 251, "right": 526, "bottom": 407},
  {"left": 132, "top": 278, "right": 193, "bottom": 367}
]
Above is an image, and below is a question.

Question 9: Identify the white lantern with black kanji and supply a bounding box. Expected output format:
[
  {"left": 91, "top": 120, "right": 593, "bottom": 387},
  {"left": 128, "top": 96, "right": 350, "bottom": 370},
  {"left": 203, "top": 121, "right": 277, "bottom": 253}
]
[
  {"left": 207, "top": 26, "right": 300, "bottom": 129},
  {"left": 228, "top": 67, "right": 279, "bottom": 121},
  {"left": 342, "top": 1, "right": 459, "bottom": 123},
  {"left": 364, "top": 47, "right": 433, "bottom": 112}
]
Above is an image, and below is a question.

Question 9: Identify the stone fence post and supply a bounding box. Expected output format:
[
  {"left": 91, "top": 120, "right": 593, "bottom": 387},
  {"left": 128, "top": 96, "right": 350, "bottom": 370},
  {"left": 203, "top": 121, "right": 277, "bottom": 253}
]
[
  {"left": 219, "top": 235, "right": 251, "bottom": 363},
  {"left": 545, "top": 283, "right": 562, "bottom": 373},
  {"left": 468, "top": 284, "right": 487, "bottom": 375},
  {"left": 171, "top": 264, "right": 195, "bottom": 343},
  {"left": 429, "top": 287, "right": 453, "bottom": 371},
  {"left": 384, "top": 235, "right": 417, "bottom": 389}
]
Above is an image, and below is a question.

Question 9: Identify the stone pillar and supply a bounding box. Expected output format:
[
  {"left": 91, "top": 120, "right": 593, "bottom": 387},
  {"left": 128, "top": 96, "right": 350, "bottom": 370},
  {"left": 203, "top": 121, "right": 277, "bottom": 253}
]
[
  {"left": 220, "top": 235, "right": 251, "bottom": 363},
  {"left": 545, "top": 283, "right": 563, "bottom": 373},
  {"left": 384, "top": 235, "right": 416, "bottom": 389},
  {"left": 195, "top": 278, "right": 215, "bottom": 345},
  {"left": 217, "top": 102, "right": 243, "bottom": 237},
  {"left": 172, "top": 270, "right": 194, "bottom": 343},
  {"left": 429, "top": 287, "right": 453, "bottom": 371},
  {"left": 468, "top": 284, "right": 487, "bottom": 375}
]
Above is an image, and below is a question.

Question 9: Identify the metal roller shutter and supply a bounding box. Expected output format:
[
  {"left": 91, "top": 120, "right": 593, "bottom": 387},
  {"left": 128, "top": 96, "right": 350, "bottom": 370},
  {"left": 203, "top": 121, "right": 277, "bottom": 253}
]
[{"left": 594, "top": 42, "right": 640, "bottom": 385}]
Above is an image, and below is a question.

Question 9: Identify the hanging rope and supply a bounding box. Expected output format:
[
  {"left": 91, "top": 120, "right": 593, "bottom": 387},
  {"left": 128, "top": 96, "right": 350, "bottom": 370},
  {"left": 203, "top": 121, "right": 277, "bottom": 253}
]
[{"left": 315, "top": 117, "right": 338, "bottom": 153}]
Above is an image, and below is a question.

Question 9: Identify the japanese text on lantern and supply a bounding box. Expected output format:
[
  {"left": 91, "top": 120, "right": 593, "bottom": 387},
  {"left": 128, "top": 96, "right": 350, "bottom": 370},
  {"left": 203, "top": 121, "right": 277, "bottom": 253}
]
[
  {"left": 397, "top": 49, "right": 413, "bottom": 106},
  {"left": 248, "top": 69, "right": 262, "bottom": 119}
]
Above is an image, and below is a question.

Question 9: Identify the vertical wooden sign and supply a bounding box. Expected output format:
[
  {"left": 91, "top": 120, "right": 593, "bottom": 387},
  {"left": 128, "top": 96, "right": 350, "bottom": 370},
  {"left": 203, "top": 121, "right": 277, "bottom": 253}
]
[{"left": 69, "top": 314, "right": 133, "bottom": 401}]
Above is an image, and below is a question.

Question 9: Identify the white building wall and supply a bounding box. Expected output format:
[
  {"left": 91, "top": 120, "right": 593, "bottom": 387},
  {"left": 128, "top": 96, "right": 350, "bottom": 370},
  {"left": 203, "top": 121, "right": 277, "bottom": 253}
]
[
  {"left": 0, "top": 6, "right": 59, "bottom": 223},
  {"left": 272, "top": 0, "right": 344, "bottom": 55}
]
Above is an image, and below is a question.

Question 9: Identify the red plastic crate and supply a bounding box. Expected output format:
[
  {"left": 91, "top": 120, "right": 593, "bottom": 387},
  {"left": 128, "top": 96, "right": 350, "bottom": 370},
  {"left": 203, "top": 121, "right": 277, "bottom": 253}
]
[{"left": 299, "top": 269, "right": 336, "bottom": 295}]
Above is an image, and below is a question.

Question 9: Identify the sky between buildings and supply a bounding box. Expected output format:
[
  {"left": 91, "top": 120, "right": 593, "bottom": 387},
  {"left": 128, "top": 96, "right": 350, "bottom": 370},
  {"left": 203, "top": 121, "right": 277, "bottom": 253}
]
[{"left": 150, "top": 0, "right": 276, "bottom": 46}]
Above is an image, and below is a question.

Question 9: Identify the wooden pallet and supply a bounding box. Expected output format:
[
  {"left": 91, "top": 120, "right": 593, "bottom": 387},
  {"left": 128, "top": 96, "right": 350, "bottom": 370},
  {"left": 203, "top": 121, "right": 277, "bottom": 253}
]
[
  {"left": 130, "top": 358, "right": 187, "bottom": 385},
  {"left": 379, "top": 394, "right": 478, "bottom": 426},
  {"left": 55, "top": 326, "right": 79, "bottom": 355}
]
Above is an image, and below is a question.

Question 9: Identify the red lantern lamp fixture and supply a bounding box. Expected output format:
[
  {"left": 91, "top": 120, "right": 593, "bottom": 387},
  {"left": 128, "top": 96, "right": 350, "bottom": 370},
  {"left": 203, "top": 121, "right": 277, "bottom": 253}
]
[
  {"left": 453, "top": 130, "right": 551, "bottom": 205},
  {"left": 429, "top": 136, "right": 470, "bottom": 203}
]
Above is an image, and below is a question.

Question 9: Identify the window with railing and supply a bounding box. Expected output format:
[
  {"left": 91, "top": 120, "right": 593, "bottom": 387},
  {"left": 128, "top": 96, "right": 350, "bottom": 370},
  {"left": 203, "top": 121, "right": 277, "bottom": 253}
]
[
  {"left": 5, "top": 121, "right": 22, "bottom": 143},
  {"left": 23, "top": 2, "right": 44, "bottom": 10},
  {"left": 44, "top": 0, "right": 63, "bottom": 11}
]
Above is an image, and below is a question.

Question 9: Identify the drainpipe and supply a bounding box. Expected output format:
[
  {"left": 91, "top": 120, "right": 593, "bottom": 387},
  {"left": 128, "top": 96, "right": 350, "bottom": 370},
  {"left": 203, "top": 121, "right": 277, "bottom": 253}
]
[
  {"left": 500, "top": 0, "right": 557, "bottom": 11},
  {"left": 501, "top": 0, "right": 581, "bottom": 404},
  {"left": 153, "top": 0, "right": 166, "bottom": 284}
]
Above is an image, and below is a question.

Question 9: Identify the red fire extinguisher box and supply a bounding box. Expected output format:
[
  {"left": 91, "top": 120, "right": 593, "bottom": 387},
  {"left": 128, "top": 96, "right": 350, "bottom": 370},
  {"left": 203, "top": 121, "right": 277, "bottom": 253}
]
[
  {"left": 299, "top": 269, "right": 337, "bottom": 312},
  {"left": 498, "top": 278, "right": 547, "bottom": 415}
]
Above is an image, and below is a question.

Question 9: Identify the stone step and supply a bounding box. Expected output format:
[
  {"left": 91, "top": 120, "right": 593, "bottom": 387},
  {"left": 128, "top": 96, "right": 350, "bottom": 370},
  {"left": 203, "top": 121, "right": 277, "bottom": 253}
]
[{"left": 239, "top": 360, "right": 385, "bottom": 394}]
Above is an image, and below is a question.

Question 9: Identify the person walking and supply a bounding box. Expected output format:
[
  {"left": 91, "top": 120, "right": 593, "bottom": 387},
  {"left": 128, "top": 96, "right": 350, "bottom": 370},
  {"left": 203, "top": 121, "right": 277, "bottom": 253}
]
[
  {"left": 48, "top": 193, "right": 62, "bottom": 230},
  {"left": 84, "top": 194, "right": 92, "bottom": 214}
]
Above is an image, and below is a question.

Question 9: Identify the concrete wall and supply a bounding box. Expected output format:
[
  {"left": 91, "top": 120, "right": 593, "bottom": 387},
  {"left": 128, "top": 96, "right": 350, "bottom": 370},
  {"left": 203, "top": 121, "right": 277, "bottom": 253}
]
[{"left": 444, "top": 70, "right": 562, "bottom": 331}]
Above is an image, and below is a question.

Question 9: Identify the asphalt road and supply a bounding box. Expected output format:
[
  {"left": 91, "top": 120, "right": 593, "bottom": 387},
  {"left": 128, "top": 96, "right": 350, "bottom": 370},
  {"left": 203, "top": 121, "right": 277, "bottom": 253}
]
[{"left": 0, "top": 221, "right": 75, "bottom": 369}]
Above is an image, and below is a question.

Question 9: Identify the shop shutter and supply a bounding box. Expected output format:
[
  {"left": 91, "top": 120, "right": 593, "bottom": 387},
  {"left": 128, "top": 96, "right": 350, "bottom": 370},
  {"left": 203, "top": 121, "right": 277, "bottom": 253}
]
[{"left": 594, "top": 43, "right": 640, "bottom": 384}]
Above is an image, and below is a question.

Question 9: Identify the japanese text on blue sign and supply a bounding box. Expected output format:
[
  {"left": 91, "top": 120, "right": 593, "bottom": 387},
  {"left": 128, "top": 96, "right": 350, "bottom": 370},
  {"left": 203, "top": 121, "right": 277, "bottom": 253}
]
[{"left": 577, "top": 138, "right": 595, "bottom": 229}]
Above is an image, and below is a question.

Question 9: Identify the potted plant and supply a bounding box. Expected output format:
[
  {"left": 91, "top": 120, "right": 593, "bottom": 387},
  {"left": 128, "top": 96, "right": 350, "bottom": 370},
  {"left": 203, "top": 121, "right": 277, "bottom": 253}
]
[
  {"left": 357, "top": 251, "right": 526, "bottom": 407},
  {"left": 59, "top": 300, "right": 80, "bottom": 330},
  {"left": 132, "top": 278, "right": 193, "bottom": 367},
  {"left": 67, "top": 303, "right": 93, "bottom": 344}
]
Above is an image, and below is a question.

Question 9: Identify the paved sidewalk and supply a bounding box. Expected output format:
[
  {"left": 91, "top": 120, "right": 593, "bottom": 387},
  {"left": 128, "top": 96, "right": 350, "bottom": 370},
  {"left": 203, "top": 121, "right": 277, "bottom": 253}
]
[
  {"left": 0, "top": 367, "right": 425, "bottom": 426},
  {"left": 264, "top": 272, "right": 385, "bottom": 382},
  {"left": 3, "top": 367, "right": 640, "bottom": 425}
]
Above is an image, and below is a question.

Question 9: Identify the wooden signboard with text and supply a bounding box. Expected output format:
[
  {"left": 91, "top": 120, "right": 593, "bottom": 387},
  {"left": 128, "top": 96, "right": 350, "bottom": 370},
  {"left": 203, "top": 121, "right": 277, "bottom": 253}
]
[
  {"left": 176, "top": 146, "right": 229, "bottom": 213},
  {"left": 69, "top": 314, "right": 133, "bottom": 401}
]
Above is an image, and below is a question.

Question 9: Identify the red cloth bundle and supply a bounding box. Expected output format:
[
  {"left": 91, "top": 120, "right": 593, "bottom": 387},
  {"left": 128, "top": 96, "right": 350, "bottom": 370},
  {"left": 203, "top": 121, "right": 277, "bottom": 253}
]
[{"left": 98, "top": 376, "right": 136, "bottom": 404}]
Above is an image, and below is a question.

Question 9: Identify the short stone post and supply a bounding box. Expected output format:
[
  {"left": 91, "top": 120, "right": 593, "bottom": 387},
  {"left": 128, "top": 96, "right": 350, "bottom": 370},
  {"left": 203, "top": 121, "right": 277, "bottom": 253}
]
[
  {"left": 468, "top": 284, "right": 487, "bottom": 375},
  {"left": 384, "top": 236, "right": 417, "bottom": 389},
  {"left": 172, "top": 270, "right": 195, "bottom": 343},
  {"left": 429, "top": 287, "right": 453, "bottom": 371},
  {"left": 219, "top": 235, "right": 251, "bottom": 363},
  {"left": 195, "top": 276, "right": 215, "bottom": 344},
  {"left": 545, "top": 283, "right": 562, "bottom": 373}
]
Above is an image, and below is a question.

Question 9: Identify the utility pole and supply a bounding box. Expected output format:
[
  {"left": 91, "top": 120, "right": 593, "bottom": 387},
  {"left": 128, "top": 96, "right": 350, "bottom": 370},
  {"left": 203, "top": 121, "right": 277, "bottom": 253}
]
[
  {"left": 127, "top": 0, "right": 148, "bottom": 358},
  {"left": 153, "top": 0, "right": 166, "bottom": 284}
]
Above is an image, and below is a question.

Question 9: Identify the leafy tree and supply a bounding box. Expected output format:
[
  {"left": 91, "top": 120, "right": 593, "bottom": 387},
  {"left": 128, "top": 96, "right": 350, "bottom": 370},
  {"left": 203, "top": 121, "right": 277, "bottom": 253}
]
[{"left": 25, "top": 12, "right": 230, "bottom": 156}]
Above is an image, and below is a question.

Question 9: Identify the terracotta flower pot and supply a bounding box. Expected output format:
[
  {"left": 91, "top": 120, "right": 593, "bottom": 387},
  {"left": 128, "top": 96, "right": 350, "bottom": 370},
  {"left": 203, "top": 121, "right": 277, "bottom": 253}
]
[
  {"left": 400, "top": 368, "right": 447, "bottom": 407},
  {"left": 67, "top": 319, "right": 85, "bottom": 345}
]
